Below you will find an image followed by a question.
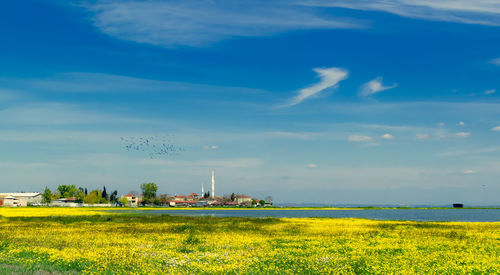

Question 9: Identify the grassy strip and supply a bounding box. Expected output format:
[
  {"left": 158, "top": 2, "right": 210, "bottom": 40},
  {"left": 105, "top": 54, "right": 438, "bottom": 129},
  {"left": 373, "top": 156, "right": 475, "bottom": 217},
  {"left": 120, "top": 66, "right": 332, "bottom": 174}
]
[{"left": 0, "top": 258, "right": 80, "bottom": 275}]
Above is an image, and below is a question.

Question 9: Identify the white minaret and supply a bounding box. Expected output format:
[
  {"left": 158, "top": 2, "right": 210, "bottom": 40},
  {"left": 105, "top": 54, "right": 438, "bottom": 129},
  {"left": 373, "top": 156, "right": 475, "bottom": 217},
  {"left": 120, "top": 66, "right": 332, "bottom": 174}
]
[
  {"left": 211, "top": 169, "right": 215, "bottom": 199},
  {"left": 201, "top": 183, "right": 204, "bottom": 198}
]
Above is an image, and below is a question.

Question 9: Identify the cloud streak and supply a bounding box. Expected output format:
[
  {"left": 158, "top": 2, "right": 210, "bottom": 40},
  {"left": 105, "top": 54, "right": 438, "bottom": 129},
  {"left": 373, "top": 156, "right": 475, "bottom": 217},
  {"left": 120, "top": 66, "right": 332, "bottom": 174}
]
[
  {"left": 87, "top": 0, "right": 363, "bottom": 47},
  {"left": 4, "top": 72, "right": 266, "bottom": 95},
  {"left": 490, "top": 58, "right": 500, "bottom": 65},
  {"left": 304, "top": 0, "right": 500, "bottom": 26},
  {"left": 359, "top": 77, "right": 397, "bottom": 96},
  {"left": 0, "top": 103, "right": 144, "bottom": 126},
  {"left": 282, "top": 67, "right": 348, "bottom": 107}
]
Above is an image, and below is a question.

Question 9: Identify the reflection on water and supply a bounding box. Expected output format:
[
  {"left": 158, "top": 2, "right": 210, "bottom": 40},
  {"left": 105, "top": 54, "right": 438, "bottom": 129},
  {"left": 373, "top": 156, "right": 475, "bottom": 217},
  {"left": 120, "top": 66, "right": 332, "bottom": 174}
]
[{"left": 111, "top": 209, "right": 500, "bottom": 222}]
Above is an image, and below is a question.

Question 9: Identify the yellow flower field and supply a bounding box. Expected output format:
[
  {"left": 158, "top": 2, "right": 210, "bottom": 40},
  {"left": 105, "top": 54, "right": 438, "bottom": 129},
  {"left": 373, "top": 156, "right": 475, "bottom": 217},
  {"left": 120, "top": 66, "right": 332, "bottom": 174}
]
[{"left": 0, "top": 208, "right": 498, "bottom": 274}]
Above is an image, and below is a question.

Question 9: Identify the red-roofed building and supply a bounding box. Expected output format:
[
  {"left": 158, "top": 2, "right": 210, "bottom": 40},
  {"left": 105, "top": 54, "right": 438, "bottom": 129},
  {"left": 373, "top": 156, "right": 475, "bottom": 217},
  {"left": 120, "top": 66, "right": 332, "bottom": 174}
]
[{"left": 173, "top": 195, "right": 188, "bottom": 201}]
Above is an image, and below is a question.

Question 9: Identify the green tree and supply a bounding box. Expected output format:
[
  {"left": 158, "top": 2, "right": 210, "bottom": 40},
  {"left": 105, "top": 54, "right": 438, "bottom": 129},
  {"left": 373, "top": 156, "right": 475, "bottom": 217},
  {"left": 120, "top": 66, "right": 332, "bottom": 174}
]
[
  {"left": 119, "top": 197, "right": 129, "bottom": 206},
  {"left": 102, "top": 186, "right": 108, "bottom": 201},
  {"left": 57, "top": 185, "right": 78, "bottom": 198},
  {"left": 75, "top": 190, "right": 85, "bottom": 203},
  {"left": 230, "top": 193, "right": 236, "bottom": 202},
  {"left": 109, "top": 190, "right": 118, "bottom": 203},
  {"left": 41, "top": 187, "right": 52, "bottom": 204},
  {"left": 84, "top": 190, "right": 103, "bottom": 204},
  {"left": 259, "top": 200, "right": 266, "bottom": 206},
  {"left": 140, "top": 182, "right": 158, "bottom": 205}
]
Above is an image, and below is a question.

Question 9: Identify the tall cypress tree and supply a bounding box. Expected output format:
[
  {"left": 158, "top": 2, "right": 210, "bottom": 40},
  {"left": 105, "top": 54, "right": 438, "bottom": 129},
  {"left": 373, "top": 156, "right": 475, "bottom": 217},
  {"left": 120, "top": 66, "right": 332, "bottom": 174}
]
[{"left": 102, "top": 186, "right": 108, "bottom": 201}]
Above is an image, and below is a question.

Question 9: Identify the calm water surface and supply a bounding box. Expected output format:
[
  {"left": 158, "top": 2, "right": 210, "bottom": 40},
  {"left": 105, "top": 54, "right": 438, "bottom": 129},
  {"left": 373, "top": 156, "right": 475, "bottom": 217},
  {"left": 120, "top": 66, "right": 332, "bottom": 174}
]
[{"left": 113, "top": 209, "right": 500, "bottom": 222}]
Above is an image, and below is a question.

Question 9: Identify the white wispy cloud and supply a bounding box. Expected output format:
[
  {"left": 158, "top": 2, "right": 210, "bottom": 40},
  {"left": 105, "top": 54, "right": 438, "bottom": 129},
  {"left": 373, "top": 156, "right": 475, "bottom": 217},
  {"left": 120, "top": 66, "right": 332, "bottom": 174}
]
[
  {"left": 380, "top": 133, "right": 394, "bottom": 140},
  {"left": 7, "top": 72, "right": 266, "bottom": 95},
  {"left": 490, "top": 58, "right": 500, "bottom": 65},
  {"left": 463, "top": 169, "right": 476, "bottom": 175},
  {"left": 307, "top": 163, "right": 318, "bottom": 168},
  {"left": 304, "top": 0, "right": 500, "bottom": 26},
  {"left": 456, "top": 132, "right": 471, "bottom": 138},
  {"left": 203, "top": 145, "right": 219, "bottom": 150},
  {"left": 458, "top": 121, "right": 466, "bottom": 126},
  {"left": 0, "top": 103, "right": 144, "bottom": 125},
  {"left": 485, "top": 89, "right": 496, "bottom": 95},
  {"left": 86, "top": 0, "right": 363, "bottom": 47},
  {"left": 282, "top": 67, "right": 348, "bottom": 107},
  {"left": 359, "top": 77, "right": 397, "bottom": 96},
  {"left": 492, "top": 126, "right": 500, "bottom": 131},
  {"left": 347, "top": 135, "right": 373, "bottom": 142}
]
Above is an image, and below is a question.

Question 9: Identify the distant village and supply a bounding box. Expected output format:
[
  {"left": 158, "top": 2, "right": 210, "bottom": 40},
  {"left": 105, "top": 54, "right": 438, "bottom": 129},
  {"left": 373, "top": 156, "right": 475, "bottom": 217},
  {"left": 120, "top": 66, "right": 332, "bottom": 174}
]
[{"left": 0, "top": 171, "right": 273, "bottom": 208}]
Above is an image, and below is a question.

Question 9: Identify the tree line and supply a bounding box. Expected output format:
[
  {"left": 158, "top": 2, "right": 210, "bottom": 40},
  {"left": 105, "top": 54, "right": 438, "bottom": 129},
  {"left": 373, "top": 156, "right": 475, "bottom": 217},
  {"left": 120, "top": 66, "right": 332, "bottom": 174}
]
[{"left": 41, "top": 185, "right": 119, "bottom": 204}]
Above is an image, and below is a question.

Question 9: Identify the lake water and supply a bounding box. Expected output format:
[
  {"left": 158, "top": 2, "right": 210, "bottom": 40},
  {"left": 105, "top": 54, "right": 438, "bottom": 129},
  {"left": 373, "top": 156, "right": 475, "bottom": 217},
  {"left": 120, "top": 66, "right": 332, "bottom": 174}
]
[{"left": 114, "top": 209, "right": 500, "bottom": 222}]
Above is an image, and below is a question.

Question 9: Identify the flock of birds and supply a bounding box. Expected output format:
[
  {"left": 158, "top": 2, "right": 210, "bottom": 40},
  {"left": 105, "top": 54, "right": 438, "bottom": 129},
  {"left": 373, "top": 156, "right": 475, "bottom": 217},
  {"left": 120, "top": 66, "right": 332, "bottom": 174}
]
[{"left": 120, "top": 135, "right": 184, "bottom": 158}]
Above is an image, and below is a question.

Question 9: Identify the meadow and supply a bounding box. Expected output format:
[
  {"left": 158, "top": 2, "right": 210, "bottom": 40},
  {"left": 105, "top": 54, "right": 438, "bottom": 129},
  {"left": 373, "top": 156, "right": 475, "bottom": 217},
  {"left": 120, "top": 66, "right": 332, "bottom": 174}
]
[{"left": 0, "top": 208, "right": 498, "bottom": 274}]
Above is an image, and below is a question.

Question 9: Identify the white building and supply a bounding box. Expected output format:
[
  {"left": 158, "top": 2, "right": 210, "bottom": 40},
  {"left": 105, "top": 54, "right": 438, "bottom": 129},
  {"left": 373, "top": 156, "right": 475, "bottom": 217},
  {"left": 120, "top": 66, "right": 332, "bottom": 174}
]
[
  {"left": 121, "top": 194, "right": 138, "bottom": 206},
  {"left": 0, "top": 195, "right": 20, "bottom": 207},
  {"left": 236, "top": 195, "right": 252, "bottom": 204},
  {"left": 0, "top": 193, "right": 42, "bottom": 206},
  {"left": 50, "top": 198, "right": 81, "bottom": 207}
]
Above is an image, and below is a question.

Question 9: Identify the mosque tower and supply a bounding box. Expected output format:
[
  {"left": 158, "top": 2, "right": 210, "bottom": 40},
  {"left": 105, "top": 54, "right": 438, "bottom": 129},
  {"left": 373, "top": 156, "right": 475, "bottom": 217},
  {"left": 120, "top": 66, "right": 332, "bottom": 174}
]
[
  {"left": 211, "top": 169, "right": 215, "bottom": 199},
  {"left": 201, "top": 183, "right": 204, "bottom": 199}
]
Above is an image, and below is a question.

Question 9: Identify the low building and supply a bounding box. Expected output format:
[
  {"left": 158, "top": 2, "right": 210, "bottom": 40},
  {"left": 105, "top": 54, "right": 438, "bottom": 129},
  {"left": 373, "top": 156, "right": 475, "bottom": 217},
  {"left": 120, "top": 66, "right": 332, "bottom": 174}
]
[
  {"left": 224, "top": 201, "right": 239, "bottom": 207},
  {"left": 170, "top": 200, "right": 197, "bottom": 207},
  {"left": 0, "top": 195, "right": 20, "bottom": 207},
  {"left": 121, "top": 194, "right": 138, "bottom": 206},
  {"left": 236, "top": 195, "right": 252, "bottom": 204},
  {"left": 50, "top": 198, "right": 80, "bottom": 207},
  {"left": 173, "top": 195, "right": 189, "bottom": 202},
  {"left": 0, "top": 193, "right": 42, "bottom": 206},
  {"left": 196, "top": 201, "right": 208, "bottom": 207},
  {"left": 207, "top": 200, "right": 222, "bottom": 206}
]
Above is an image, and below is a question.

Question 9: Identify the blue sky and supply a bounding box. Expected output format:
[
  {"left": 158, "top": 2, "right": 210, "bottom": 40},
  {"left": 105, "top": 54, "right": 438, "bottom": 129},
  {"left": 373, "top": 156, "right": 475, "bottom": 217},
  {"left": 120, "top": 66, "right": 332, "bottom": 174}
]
[{"left": 1, "top": 0, "right": 499, "bottom": 205}]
